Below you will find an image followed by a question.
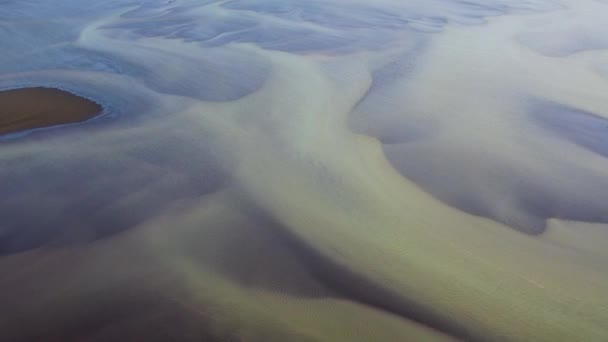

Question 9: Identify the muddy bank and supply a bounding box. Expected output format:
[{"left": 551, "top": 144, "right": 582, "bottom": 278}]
[{"left": 0, "top": 87, "right": 101, "bottom": 135}]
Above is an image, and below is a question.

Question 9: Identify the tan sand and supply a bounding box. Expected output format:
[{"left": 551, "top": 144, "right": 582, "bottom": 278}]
[{"left": 0, "top": 87, "right": 101, "bottom": 135}]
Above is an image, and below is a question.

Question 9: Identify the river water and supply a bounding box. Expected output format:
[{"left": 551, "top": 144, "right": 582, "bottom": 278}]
[{"left": 1, "top": 0, "right": 607, "bottom": 340}]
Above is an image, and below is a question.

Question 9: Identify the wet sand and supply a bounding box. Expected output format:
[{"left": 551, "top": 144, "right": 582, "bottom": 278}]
[{"left": 0, "top": 87, "right": 101, "bottom": 135}]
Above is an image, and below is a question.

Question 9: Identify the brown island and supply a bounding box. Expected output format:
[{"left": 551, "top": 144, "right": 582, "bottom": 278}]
[{"left": 0, "top": 87, "right": 102, "bottom": 135}]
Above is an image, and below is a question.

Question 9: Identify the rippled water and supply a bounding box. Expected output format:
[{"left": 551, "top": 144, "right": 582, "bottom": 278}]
[{"left": 1, "top": 0, "right": 608, "bottom": 340}]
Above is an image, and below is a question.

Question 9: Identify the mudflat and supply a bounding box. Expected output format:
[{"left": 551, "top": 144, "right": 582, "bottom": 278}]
[{"left": 0, "top": 87, "right": 101, "bottom": 135}]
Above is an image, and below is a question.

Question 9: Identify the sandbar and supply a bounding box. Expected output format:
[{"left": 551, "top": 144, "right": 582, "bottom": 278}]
[{"left": 0, "top": 87, "right": 102, "bottom": 135}]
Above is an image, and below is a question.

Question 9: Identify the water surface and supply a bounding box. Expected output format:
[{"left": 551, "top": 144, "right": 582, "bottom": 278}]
[{"left": 1, "top": 0, "right": 608, "bottom": 341}]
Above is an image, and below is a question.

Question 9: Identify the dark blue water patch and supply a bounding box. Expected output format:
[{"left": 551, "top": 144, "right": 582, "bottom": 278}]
[
  {"left": 109, "top": 5, "right": 386, "bottom": 53},
  {"left": 295, "top": 6, "right": 410, "bottom": 30},
  {"left": 0, "top": 0, "right": 138, "bottom": 20},
  {"left": 111, "top": 3, "right": 259, "bottom": 42},
  {"left": 101, "top": 0, "right": 555, "bottom": 55},
  {"left": 0, "top": 21, "right": 81, "bottom": 67},
  {"left": 0, "top": 46, "right": 130, "bottom": 75},
  {"left": 93, "top": 15, "right": 271, "bottom": 101},
  {"left": 221, "top": 0, "right": 411, "bottom": 30},
  {"left": 206, "top": 25, "right": 360, "bottom": 53},
  {"left": 529, "top": 100, "right": 608, "bottom": 158},
  {"left": 24, "top": 41, "right": 272, "bottom": 102},
  {"left": 121, "top": 1, "right": 192, "bottom": 19},
  {"left": 0, "top": 127, "right": 229, "bottom": 255},
  {"left": 220, "top": 0, "right": 550, "bottom": 32},
  {"left": 106, "top": 18, "right": 200, "bottom": 39},
  {"left": 383, "top": 139, "right": 608, "bottom": 235},
  {"left": 110, "top": 46, "right": 269, "bottom": 103},
  {"left": 120, "top": 0, "right": 217, "bottom": 19},
  {"left": 353, "top": 98, "right": 608, "bottom": 235},
  {"left": 204, "top": 25, "right": 314, "bottom": 46},
  {"left": 130, "top": 47, "right": 271, "bottom": 102},
  {"left": 451, "top": 0, "right": 507, "bottom": 17},
  {"left": 167, "top": 17, "right": 259, "bottom": 43},
  {"left": 106, "top": 14, "right": 259, "bottom": 43}
]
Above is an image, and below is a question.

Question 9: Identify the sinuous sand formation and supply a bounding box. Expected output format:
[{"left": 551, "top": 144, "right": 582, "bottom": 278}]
[
  {"left": 0, "top": 87, "right": 101, "bottom": 135},
  {"left": 1, "top": 0, "right": 608, "bottom": 341}
]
